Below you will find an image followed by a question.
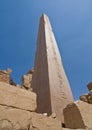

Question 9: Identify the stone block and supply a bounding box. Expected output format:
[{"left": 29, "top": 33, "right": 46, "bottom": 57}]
[
  {"left": 0, "top": 105, "right": 32, "bottom": 130},
  {"left": 79, "top": 94, "right": 88, "bottom": 103},
  {"left": 22, "top": 74, "right": 32, "bottom": 90},
  {"left": 0, "top": 105, "right": 62, "bottom": 130},
  {"left": 88, "top": 91, "right": 92, "bottom": 104},
  {"left": 31, "top": 113, "right": 61, "bottom": 130},
  {"left": 87, "top": 82, "right": 92, "bottom": 91},
  {"left": 0, "top": 82, "right": 36, "bottom": 112},
  {"left": 80, "top": 91, "right": 92, "bottom": 104},
  {"left": 63, "top": 100, "right": 92, "bottom": 129}
]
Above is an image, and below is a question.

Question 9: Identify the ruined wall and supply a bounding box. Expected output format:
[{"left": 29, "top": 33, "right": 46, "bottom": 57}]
[
  {"left": 0, "top": 70, "right": 92, "bottom": 130},
  {"left": 0, "top": 69, "right": 61, "bottom": 130},
  {"left": 0, "top": 69, "right": 15, "bottom": 85},
  {"left": 22, "top": 68, "right": 34, "bottom": 91}
]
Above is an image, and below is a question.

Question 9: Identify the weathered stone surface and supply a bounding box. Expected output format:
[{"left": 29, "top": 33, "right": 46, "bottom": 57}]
[
  {"left": 22, "top": 69, "right": 34, "bottom": 91},
  {"left": 80, "top": 94, "right": 88, "bottom": 103},
  {"left": 0, "top": 69, "right": 16, "bottom": 86},
  {"left": 22, "top": 74, "right": 32, "bottom": 90},
  {"left": 50, "top": 113, "right": 56, "bottom": 118},
  {"left": 63, "top": 100, "right": 92, "bottom": 129},
  {"left": 0, "top": 105, "right": 62, "bottom": 130},
  {"left": 32, "top": 14, "right": 74, "bottom": 122},
  {"left": 62, "top": 128, "right": 90, "bottom": 130},
  {"left": 87, "top": 91, "right": 92, "bottom": 104},
  {"left": 87, "top": 82, "right": 92, "bottom": 91},
  {"left": 0, "top": 120, "right": 12, "bottom": 130},
  {"left": 0, "top": 105, "right": 32, "bottom": 130},
  {"left": 0, "top": 69, "right": 12, "bottom": 84},
  {"left": 0, "top": 82, "right": 36, "bottom": 112},
  {"left": 31, "top": 113, "right": 61, "bottom": 130},
  {"left": 27, "top": 68, "right": 34, "bottom": 75},
  {"left": 80, "top": 91, "right": 92, "bottom": 104}
]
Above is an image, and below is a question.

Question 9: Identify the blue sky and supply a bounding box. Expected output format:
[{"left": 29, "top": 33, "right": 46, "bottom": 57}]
[{"left": 0, "top": 0, "right": 92, "bottom": 100}]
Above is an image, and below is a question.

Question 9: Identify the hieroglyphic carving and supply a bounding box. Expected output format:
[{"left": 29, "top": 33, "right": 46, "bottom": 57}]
[{"left": 32, "top": 14, "right": 74, "bottom": 121}]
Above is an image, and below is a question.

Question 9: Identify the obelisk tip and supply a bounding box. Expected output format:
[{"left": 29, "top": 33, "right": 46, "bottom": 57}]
[{"left": 40, "top": 14, "right": 52, "bottom": 30}]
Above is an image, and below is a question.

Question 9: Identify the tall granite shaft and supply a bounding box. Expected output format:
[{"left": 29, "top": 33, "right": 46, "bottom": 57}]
[{"left": 32, "top": 14, "right": 74, "bottom": 121}]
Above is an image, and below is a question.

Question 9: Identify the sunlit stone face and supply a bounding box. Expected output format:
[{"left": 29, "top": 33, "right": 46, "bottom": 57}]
[{"left": 32, "top": 14, "right": 74, "bottom": 122}]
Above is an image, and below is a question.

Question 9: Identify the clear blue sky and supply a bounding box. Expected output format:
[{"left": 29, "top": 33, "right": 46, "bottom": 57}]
[{"left": 0, "top": 0, "right": 92, "bottom": 100}]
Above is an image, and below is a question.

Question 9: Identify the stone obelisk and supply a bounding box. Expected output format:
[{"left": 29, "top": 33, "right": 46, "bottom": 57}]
[{"left": 32, "top": 14, "right": 74, "bottom": 121}]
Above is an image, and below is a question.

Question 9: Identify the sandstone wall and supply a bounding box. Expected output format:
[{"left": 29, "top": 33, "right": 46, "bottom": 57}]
[
  {"left": 0, "top": 105, "right": 61, "bottom": 130},
  {"left": 0, "top": 82, "right": 61, "bottom": 130},
  {"left": 0, "top": 82, "right": 36, "bottom": 112}
]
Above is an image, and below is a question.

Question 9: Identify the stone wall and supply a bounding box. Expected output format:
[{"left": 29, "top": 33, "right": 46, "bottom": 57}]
[
  {"left": 0, "top": 82, "right": 36, "bottom": 111},
  {"left": 0, "top": 105, "right": 61, "bottom": 130},
  {"left": 0, "top": 80, "right": 61, "bottom": 130}
]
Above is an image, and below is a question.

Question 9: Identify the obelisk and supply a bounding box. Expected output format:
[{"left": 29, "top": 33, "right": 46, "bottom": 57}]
[{"left": 32, "top": 14, "right": 74, "bottom": 121}]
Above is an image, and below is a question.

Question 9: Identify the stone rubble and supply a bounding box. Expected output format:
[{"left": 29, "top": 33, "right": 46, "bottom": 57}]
[
  {"left": 87, "top": 82, "right": 92, "bottom": 91},
  {"left": 22, "top": 68, "right": 34, "bottom": 91},
  {"left": 80, "top": 91, "right": 92, "bottom": 104},
  {"left": 80, "top": 82, "right": 92, "bottom": 104},
  {"left": 0, "top": 68, "right": 16, "bottom": 85}
]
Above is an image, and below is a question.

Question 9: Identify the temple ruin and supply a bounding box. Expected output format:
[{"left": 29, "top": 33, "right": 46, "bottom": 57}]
[{"left": 0, "top": 14, "right": 91, "bottom": 130}]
